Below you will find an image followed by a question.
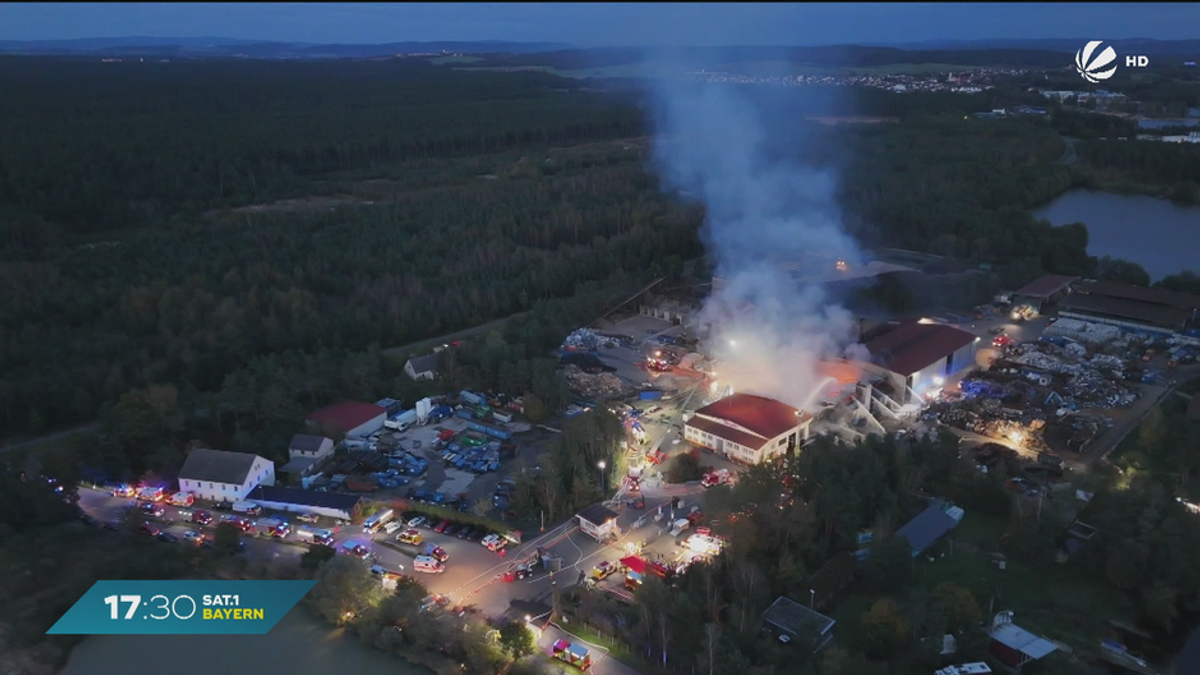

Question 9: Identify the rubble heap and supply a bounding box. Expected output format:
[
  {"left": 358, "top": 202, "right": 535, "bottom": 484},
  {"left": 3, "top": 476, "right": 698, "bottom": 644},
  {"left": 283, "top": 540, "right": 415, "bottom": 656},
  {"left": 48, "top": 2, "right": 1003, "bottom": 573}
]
[
  {"left": 561, "top": 328, "right": 620, "bottom": 351},
  {"left": 1006, "top": 343, "right": 1138, "bottom": 408},
  {"left": 562, "top": 365, "right": 627, "bottom": 399},
  {"left": 1044, "top": 318, "right": 1126, "bottom": 347}
]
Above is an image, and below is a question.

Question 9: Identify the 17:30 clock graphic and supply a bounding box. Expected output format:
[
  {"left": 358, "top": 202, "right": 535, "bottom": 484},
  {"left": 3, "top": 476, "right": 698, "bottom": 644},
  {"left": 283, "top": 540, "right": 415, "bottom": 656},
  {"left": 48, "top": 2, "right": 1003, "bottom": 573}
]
[
  {"left": 103, "top": 593, "right": 199, "bottom": 621},
  {"left": 47, "top": 580, "right": 314, "bottom": 635}
]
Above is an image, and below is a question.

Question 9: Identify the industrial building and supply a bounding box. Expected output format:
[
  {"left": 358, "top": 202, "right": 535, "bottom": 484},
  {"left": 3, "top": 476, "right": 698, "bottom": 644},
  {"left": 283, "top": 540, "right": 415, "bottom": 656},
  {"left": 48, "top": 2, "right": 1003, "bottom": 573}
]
[
  {"left": 246, "top": 485, "right": 361, "bottom": 521},
  {"left": 894, "top": 500, "right": 965, "bottom": 557},
  {"left": 305, "top": 401, "right": 387, "bottom": 438},
  {"left": 1011, "top": 274, "right": 1081, "bottom": 312},
  {"left": 858, "top": 319, "right": 980, "bottom": 403},
  {"left": 1058, "top": 280, "right": 1200, "bottom": 336},
  {"left": 685, "top": 393, "right": 812, "bottom": 465},
  {"left": 178, "top": 448, "right": 275, "bottom": 503}
]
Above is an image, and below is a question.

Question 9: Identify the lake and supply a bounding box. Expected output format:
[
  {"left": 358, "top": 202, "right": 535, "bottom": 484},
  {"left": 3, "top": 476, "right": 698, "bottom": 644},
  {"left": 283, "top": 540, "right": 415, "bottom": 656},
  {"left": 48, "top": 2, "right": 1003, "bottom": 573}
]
[
  {"left": 58, "top": 607, "right": 434, "bottom": 675},
  {"left": 1035, "top": 189, "right": 1200, "bottom": 281}
]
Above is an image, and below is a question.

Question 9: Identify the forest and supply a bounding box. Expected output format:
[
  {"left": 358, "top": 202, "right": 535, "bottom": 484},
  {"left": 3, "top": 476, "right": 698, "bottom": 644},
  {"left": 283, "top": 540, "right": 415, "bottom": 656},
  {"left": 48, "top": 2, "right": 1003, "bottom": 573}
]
[{"left": 1, "top": 57, "right": 1192, "bottom": 448}]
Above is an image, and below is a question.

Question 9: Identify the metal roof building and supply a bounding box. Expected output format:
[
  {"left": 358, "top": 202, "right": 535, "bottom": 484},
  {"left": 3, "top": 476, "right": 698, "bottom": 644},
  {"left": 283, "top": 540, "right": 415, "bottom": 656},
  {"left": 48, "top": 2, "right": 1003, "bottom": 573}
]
[
  {"left": 859, "top": 319, "right": 980, "bottom": 403},
  {"left": 894, "top": 500, "right": 965, "bottom": 557},
  {"left": 987, "top": 611, "right": 1058, "bottom": 669},
  {"left": 305, "top": 401, "right": 387, "bottom": 437},
  {"left": 246, "top": 485, "right": 361, "bottom": 520},
  {"left": 685, "top": 393, "right": 811, "bottom": 465},
  {"left": 1059, "top": 280, "right": 1200, "bottom": 335},
  {"left": 760, "top": 596, "right": 837, "bottom": 653}
]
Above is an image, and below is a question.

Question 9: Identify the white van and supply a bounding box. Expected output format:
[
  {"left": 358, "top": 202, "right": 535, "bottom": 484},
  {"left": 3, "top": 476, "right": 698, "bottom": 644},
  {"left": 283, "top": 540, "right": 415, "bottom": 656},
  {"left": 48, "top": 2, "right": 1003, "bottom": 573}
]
[
  {"left": 413, "top": 555, "right": 445, "bottom": 574},
  {"left": 231, "top": 501, "right": 262, "bottom": 516}
]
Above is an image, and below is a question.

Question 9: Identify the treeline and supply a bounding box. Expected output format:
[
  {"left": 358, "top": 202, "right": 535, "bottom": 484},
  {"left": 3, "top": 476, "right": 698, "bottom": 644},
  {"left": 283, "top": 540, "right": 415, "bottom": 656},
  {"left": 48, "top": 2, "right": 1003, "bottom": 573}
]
[
  {"left": 1076, "top": 138, "right": 1200, "bottom": 199},
  {"left": 0, "top": 58, "right": 643, "bottom": 237}
]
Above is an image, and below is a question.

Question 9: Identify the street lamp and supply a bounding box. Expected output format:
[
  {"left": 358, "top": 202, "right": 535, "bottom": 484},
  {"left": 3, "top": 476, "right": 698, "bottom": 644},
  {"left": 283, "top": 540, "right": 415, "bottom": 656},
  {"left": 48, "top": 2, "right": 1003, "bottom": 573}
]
[
  {"left": 809, "top": 589, "right": 815, "bottom": 608},
  {"left": 598, "top": 461, "right": 607, "bottom": 494}
]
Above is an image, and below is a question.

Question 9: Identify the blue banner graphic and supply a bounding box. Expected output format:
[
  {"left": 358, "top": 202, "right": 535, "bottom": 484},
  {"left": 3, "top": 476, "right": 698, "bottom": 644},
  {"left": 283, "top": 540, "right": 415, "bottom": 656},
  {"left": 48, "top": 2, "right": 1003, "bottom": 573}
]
[{"left": 46, "top": 580, "right": 316, "bottom": 635}]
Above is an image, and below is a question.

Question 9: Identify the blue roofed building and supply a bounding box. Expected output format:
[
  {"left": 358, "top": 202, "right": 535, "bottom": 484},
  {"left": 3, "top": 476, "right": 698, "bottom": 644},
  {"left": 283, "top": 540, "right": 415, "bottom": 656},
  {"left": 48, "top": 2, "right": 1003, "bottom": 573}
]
[
  {"left": 246, "top": 485, "right": 361, "bottom": 521},
  {"left": 894, "top": 499, "right": 965, "bottom": 557}
]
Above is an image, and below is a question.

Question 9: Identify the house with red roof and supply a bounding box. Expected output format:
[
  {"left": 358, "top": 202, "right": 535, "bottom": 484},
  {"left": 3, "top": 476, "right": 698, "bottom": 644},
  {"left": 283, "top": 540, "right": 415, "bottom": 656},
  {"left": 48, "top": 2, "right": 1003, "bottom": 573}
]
[
  {"left": 305, "top": 401, "right": 387, "bottom": 438},
  {"left": 858, "top": 318, "right": 980, "bottom": 403},
  {"left": 684, "top": 393, "right": 812, "bottom": 464}
]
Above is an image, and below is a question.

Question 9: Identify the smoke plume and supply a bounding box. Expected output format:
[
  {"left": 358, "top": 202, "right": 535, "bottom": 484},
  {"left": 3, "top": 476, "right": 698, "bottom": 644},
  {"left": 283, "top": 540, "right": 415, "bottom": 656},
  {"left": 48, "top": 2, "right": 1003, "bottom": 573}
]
[{"left": 649, "top": 75, "right": 864, "bottom": 411}]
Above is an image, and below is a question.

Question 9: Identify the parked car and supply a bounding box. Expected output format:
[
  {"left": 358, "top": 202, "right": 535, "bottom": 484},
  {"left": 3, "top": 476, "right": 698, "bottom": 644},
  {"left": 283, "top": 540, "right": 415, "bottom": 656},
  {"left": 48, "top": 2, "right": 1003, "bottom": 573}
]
[
  {"left": 407, "top": 516, "right": 428, "bottom": 529},
  {"left": 433, "top": 519, "right": 451, "bottom": 533},
  {"left": 444, "top": 524, "right": 462, "bottom": 537},
  {"left": 456, "top": 526, "right": 475, "bottom": 540},
  {"left": 183, "top": 530, "right": 205, "bottom": 544},
  {"left": 156, "top": 532, "right": 179, "bottom": 543},
  {"left": 140, "top": 503, "right": 166, "bottom": 518},
  {"left": 481, "top": 534, "right": 505, "bottom": 552},
  {"left": 139, "top": 523, "right": 161, "bottom": 537},
  {"left": 297, "top": 513, "right": 320, "bottom": 523}
]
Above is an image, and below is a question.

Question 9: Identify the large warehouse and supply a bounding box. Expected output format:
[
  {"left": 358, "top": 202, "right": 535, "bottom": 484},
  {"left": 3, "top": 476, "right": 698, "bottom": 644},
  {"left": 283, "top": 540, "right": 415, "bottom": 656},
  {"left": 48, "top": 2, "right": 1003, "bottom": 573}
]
[
  {"left": 858, "top": 319, "right": 979, "bottom": 403},
  {"left": 685, "top": 393, "right": 812, "bottom": 465},
  {"left": 1012, "top": 274, "right": 1080, "bottom": 312},
  {"left": 1059, "top": 280, "right": 1200, "bottom": 336},
  {"left": 305, "top": 401, "right": 387, "bottom": 438}
]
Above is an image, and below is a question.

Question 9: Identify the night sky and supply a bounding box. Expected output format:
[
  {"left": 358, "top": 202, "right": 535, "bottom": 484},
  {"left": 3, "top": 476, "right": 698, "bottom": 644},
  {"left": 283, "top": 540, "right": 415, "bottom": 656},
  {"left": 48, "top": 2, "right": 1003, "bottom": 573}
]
[{"left": 0, "top": 2, "right": 1194, "bottom": 46}]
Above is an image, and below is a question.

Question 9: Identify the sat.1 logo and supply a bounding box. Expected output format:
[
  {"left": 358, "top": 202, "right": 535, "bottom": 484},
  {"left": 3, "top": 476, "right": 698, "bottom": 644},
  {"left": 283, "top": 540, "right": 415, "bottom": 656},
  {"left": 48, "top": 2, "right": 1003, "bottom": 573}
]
[{"left": 1075, "top": 40, "right": 1149, "bottom": 83}]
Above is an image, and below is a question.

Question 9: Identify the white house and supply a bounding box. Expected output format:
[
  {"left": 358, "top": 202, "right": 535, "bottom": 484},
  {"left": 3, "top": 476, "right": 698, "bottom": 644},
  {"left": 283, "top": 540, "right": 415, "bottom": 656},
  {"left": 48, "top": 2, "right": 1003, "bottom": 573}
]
[
  {"left": 404, "top": 354, "right": 440, "bottom": 381},
  {"left": 178, "top": 448, "right": 275, "bottom": 503},
  {"left": 288, "top": 434, "right": 334, "bottom": 460},
  {"left": 576, "top": 503, "right": 620, "bottom": 541}
]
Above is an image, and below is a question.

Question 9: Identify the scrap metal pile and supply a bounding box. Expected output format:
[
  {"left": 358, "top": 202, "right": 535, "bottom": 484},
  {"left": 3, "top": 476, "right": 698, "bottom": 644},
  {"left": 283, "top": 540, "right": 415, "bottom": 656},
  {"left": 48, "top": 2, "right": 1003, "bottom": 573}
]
[
  {"left": 562, "top": 365, "right": 627, "bottom": 399},
  {"left": 1043, "top": 318, "right": 1129, "bottom": 347},
  {"left": 561, "top": 328, "right": 620, "bottom": 351},
  {"left": 933, "top": 337, "right": 1138, "bottom": 453}
]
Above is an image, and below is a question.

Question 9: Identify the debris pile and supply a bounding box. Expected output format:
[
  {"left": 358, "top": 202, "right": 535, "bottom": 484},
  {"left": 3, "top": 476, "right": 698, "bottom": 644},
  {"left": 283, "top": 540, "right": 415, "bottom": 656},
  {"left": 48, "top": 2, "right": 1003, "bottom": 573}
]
[
  {"left": 561, "top": 328, "right": 620, "bottom": 351},
  {"left": 562, "top": 365, "right": 626, "bottom": 399},
  {"left": 1005, "top": 343, "right": 1138, "bottom": 408},
  {"left": 1044, "top": 318, "right": 1125, "bottom": 346}
]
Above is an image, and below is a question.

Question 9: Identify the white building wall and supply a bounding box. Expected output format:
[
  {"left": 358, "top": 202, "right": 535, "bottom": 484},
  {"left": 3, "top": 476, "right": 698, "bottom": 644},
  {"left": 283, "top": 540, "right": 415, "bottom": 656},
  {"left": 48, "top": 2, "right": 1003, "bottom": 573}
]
[
  {"left": 290, "top": 438, "right": 334, "bottom": 460},
  {"left": 684, "top": 420, "right": 806, "bottom": 465},
  {"left": 246, "top": 499, "right": 353, "bottom": 521},
  {"left": 179, "top": 456, "right": 275, "bottom": 504},
  {"left": 346, "top": 414, "right": 387, "bottom": 438}
]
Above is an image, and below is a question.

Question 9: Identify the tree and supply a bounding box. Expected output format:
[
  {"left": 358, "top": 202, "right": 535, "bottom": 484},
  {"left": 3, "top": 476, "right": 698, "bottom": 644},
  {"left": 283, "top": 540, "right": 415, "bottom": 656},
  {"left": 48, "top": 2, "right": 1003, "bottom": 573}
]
[
  {"left": 665, "top": 451, "right": 704, "bottom": 483},
  {"left": 931, "top": 582, "right": 982, "bottom": 632},
  {"left": 861, "top": 598, "right": 910, "bottom": 658},
  {"left": 522, "top": 393, "right": 548, "bottom": 423},
  {"left": 304, "top": 554, "right": 388, "bottom": 625},
  {"left": 862, "top": 536, "right": 913, "bottom": 592},
  {"left": 299, "top": 544, "right": 336, "bottom": 572},
  {"left": 498, "top": 620, "right": 536, "bottom": 659},
  {"left": 472, "top": 497, "right": 493, "bottom": 517},
  {"left": 211, "top": 522, "right": 242, "bottom": 557}
]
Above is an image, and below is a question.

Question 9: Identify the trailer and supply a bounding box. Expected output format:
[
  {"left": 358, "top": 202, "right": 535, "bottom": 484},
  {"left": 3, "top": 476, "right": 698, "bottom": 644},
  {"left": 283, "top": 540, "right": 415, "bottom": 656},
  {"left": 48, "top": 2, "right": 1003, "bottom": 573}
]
[{"left": 551, "top": 640, "right": 592, "bottom": 671}]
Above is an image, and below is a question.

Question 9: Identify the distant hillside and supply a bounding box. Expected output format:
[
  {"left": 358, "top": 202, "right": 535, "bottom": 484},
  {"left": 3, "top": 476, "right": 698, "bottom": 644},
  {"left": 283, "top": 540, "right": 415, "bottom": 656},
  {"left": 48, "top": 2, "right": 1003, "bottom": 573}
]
[
  {"left": 881, "top": 38, "right": 1200, "bottom": 57},
  {"left": 0, "top": 37, "right": 573, "bottom": 58},
  {"left": 478, "top": 45, "right": 1074, "bottom": 71}
]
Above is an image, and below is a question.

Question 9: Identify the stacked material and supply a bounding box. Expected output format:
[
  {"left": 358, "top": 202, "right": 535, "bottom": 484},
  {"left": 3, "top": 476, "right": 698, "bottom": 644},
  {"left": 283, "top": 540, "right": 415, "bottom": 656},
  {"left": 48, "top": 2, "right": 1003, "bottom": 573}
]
[
  {"left": 562, "top": 328, "right": 620, "bottom": 351},
  {"left": 562, "top": 365, "right": 626, "bottom": 399},
  {"left": 1044, "top": 318, "right": 1122, "bottom": 345}
]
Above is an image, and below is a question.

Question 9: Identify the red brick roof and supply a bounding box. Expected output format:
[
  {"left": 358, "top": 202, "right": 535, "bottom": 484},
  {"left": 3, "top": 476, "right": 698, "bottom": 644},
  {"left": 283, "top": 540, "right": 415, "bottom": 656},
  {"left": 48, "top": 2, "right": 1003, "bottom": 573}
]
[
  {"left": 305, "top": 401, "right": 386, "bottom": 432},
  {"left": 694, "top": 393, "right": 808, "bottom": 440},
  {"left": 1014, "top": 274, "right": 1080, "bottom": 298},
  {"left": 864, "top": 320, "right": 976, "bottom": 376}
]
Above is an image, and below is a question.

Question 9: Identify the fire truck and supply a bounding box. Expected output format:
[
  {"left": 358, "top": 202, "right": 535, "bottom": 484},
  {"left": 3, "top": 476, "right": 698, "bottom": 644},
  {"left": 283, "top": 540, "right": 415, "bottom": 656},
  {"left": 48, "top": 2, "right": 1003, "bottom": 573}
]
[{"left": 701, "top": 469, "right": 731, "bottom": 488}]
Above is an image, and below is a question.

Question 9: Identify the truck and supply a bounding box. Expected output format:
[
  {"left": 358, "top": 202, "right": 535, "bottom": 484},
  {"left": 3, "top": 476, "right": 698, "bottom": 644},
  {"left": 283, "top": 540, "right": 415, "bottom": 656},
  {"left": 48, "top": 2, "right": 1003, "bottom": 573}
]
[
  {"left": 669, "top": 518, "right": 691, "bottom": 537},
  {"left": 639, "top": 390, "right": 663, "bottom": 401},
  {"left": 296, "top": 525, "right": 335, "bottom": 546},
  {"left": 385, "top": 409, "right": 419, "bottom": 430},
  {"left": 169, "top": 491, "right": 194, "bottom": 507},
  {"left": 136, "top": 486, "right": 165, "bottom": 502},
  {"left": 363, "top": 508, "right": 395, "bottom": 534},
  {"left": 700, "top": 469, "right": 731, "bottom": 488},
  {"left": 552, "top": 640, "right": 592, "bottom": 671},
  {"left": 257, "top": 517, "right": 291, "bottom": 538},
  {"left": 231, "top": 501, "right": 263, "bottom": 516}
]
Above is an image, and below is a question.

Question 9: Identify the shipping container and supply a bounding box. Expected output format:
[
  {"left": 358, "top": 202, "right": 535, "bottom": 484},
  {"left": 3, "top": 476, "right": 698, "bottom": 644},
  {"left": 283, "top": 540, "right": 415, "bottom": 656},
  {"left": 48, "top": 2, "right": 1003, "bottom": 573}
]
[
  {"left": 638, "top": 390, "right": 663, "bottom": 400},
  {"left": 460, "top": 391, "right": 485, "bottom": 406},
  {"left": 455, "top": 407, "right": 475, "bottom": 420}
]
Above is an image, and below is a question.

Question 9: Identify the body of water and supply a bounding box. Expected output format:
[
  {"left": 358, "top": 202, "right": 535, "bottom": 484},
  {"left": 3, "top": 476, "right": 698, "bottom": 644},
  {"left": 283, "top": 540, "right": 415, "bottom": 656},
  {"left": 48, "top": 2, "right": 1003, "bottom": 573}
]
[
  {"left": 59, "top": 607, "right": 434, "bottom": 675},
  {"left": 1035, "top": 189, "right": 1200, "bottom": 281}
]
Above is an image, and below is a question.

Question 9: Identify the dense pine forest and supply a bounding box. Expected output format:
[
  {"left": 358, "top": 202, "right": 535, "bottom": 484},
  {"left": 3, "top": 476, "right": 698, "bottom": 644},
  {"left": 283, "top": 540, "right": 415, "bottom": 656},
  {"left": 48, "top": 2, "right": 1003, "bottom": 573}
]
[{"left": 2, "top": 57, "right": 1196, "bottom": 441}]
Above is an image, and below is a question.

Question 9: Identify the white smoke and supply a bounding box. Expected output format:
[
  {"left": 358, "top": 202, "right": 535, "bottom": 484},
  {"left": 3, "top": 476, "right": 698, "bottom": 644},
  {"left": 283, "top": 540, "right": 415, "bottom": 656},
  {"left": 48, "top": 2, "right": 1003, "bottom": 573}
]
[{"left": 649, "top": 78, "right": 864, "bottom": 412}]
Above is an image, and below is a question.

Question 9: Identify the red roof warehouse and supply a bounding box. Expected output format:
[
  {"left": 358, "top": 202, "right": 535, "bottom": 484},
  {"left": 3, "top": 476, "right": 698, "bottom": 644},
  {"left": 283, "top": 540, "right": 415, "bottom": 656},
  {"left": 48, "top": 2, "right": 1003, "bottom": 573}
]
[
  {"left": 860, "top": 319, "right": 979, "bottom": 402},
  {"left": 305, "top": 401, "right": 387, "bottom": 437},
  {"left": 685, "top": 393, "right": 811, "bottom": 464}
]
